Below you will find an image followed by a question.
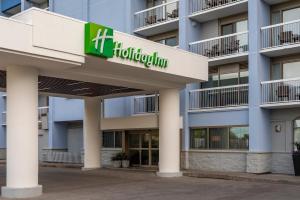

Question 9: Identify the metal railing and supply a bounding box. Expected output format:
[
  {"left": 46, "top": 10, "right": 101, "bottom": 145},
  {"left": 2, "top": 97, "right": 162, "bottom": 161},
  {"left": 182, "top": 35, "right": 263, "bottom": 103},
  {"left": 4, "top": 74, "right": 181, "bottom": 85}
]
[
  {"left": 134, "top": 0, "right": 179, "bottom": 30},
  {"left": 189, "top": 31, "right": 248, "bottom": 59},
  {"left": 189, "top": 84, "right": 248, "bottom": 110},
  {"left": 2, "top": 106, "right": 49, "bottom": 126},
  {"left": 261, "top": 19, "right": 300, "bottom": 49},
  {"left": 134, "top": 95, "right": 159, "bottom": 114},
  {"left": 261, "top": 78, "right": 300, "bottom": 105},
  {"left": 190, "top": 0, "right": 244, "bottom": 14}
]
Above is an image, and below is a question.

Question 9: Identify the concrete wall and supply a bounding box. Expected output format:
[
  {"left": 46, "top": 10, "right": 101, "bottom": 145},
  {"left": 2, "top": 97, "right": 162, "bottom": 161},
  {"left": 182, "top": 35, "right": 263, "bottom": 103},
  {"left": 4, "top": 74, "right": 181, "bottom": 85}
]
[{"left": 67, "top": 125, "right": 83, "bottom": 154}]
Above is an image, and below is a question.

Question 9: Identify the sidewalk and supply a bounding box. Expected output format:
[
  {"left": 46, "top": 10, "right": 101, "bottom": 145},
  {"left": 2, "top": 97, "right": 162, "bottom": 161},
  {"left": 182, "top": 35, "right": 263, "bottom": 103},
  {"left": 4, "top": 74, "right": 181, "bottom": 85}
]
[{"left": 183, "top": 170, "right": 300, "bottom": 185}]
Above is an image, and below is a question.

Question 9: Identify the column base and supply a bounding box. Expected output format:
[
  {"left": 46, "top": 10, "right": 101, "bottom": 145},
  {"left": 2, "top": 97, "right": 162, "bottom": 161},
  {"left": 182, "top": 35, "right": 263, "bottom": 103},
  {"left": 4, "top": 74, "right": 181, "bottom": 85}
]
[
  {"left": 81, "top": 167, "right": 101, "bottom": 171},
  {"left": 1, "top": 185, "right": 42, "bottom": 198},
  {"left": 247, "top": 152, "right": 272, "bottom": 174},
  {"left": 156, "top": 171, "right": 183, "bottom": 177}
]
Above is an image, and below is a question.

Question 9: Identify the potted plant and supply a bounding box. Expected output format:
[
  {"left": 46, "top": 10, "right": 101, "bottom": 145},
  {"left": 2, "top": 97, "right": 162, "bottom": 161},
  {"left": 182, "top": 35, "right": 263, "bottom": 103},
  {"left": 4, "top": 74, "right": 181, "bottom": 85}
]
[
  {"left": 111, "top": 153, "right": 122, "bottom": 168},
  {"left": 293, "top": 142, "right": 300, "bottom": 176},
  {"left": 120, "top": 153, "right": 130, "bottom": 168}
]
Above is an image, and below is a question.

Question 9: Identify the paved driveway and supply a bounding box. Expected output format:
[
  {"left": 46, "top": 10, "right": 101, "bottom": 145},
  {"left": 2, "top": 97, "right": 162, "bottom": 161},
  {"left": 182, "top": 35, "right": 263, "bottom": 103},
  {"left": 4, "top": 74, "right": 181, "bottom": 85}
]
[{"left": 0, "top": 167, "right": 299, "bottom": 200}]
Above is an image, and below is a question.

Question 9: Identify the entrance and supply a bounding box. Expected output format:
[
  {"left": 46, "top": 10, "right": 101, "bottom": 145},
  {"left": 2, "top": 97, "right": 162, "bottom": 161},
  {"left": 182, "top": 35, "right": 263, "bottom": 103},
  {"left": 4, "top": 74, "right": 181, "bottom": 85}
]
[{"left": 127, "top": 130, "right": 159, "bottom": 167}]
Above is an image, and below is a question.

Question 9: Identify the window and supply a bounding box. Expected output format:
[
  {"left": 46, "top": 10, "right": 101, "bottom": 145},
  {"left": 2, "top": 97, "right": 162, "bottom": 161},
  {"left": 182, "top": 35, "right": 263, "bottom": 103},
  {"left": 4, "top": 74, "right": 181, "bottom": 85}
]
[
  {"left": 156, "top": 36, "right": 178, "bottom": 47},
  {"left": 271, "top": 61, "right": 300, "bottom": 80},
  {"left": 201, "top": 64, "right": 248, "bottom": 88},
  {"left": 190, "top": 126, "right": 249, "bottom": 150},
  {"left": 190, "top": 128, "right": 208, "bottom": 149},
  {"left": 272, "top": 7, "right": 300, "bottom": 24},
  {"left": 221, "top": 20, "right": 248, "bottom": 36},
  {"left": 294, "top": 119, "right": 300, "bottom": 151},
  {"left": 102, "top": 131, "right": 122, "bottom": 148}
]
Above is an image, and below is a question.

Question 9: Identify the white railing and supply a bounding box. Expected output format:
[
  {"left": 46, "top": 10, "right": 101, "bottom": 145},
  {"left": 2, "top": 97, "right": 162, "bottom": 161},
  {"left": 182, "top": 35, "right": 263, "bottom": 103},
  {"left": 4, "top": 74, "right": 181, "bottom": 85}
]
[
  {"left": 189, "top": 84, "right": 248, "bottom": 110},
  {"left": 261, "top": 19, "right": 300, "bottom": 49},
  {"left": 261, "top": 78, "right": 300, "bottom": 105},
  {"left": 134, "top": 0, "right": 179, "bottom": 30},
  {"left": 190, "top": 0, "right": 245, "bottom": 14},
  {"left": 134, "top": 95, "right": 158, "bottom": 114},
  {"left": 189, "top": 31, "right": 248, "bottom": 58},
  {"left": 2, "top": 106, "right": 49, "bottom": 126}
]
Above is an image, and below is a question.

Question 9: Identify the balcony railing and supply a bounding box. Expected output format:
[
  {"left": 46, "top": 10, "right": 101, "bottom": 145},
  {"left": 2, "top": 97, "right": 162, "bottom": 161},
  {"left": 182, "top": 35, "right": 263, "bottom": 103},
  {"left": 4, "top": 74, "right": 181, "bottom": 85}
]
[
  {"left": 189, "top": 31, "right": 248, "bottom": 59},
  {"left": 190, "top": 0, "right": 244, "bottom": 14},
  {"left": 261, "top": 78, "right": 300, "bottom": 105},
  {"left": 2, "top": 106, "right": 49, "bottom": 126},
  {"left": 134, "top": 0, "right": 179, "bottom": 30},
  {"left": 134, "top": 95, "right": 159, "bottom": 114},
  {"left": 261, "top": 19, "right": 300, "bottom": 49},
  {"left": 189, "top": 84, "right": 249, "bottom": 110}
]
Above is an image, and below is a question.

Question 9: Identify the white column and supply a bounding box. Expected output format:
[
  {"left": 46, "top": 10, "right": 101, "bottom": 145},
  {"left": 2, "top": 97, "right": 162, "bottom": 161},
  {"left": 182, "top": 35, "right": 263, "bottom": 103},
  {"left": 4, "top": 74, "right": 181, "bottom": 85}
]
[
  {"left": 2, "top": 66, "right": 42, "bottom": 198},
  {"left": 157, "top": 88, "right": 182, "bottom": 177},
  {"left": 83, "top": 97, "right": 101, "bottom": 170}
]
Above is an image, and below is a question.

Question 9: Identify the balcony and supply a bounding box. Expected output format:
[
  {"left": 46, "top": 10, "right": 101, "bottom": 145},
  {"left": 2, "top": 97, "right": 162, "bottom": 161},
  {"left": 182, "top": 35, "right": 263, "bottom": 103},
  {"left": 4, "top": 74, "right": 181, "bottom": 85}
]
[
  {"left": 134, "top": 0, "right": 179, "bottom": 36},
  {"left": 189, "top": 31, "right": 248, "bottom": 66},
  {"left": 133, "top": 95, "right": 158, "bottom": 115},
  {"left": 261, "top": 78, "right": 300, "bottom": 108},
  {"left": 189, "top": 84, "right": 249, "bottom": 112},
  {"left": 261, "top": 19, "right": 300, "bottom": 57},
  {"left": 189, "top": 0, "right": 248, "bottom": 23}
]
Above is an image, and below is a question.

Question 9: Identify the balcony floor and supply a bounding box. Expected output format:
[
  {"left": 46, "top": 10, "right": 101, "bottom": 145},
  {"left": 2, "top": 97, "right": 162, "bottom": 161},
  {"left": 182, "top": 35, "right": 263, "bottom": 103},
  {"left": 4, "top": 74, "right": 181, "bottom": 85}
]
[
  {"left": 208, "top": 52, "right": 248, "bottom": 66},
  {"left": 189, "top": 0, "right": 248, "bottom": 23},
  {"left": 261, "top": 43, "right": 300, "bottom": 57},
  {"left": 261, "top": 102, "right": 300, "bottom": 109},
  {"left": 134, "top": 19, "right": 179, "bottom": 37}
]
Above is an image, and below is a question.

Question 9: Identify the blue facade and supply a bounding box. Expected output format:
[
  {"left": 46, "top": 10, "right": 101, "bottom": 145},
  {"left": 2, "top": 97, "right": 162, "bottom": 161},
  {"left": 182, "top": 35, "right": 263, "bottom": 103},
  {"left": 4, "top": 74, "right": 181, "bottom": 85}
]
[{"left": 1, "top": 0, "right": 20, "bottom": 12}]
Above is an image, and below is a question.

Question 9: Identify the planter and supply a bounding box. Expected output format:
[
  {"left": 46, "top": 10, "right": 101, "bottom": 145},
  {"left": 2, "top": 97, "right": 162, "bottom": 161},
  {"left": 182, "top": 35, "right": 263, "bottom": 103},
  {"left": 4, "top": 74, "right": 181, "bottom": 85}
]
[
  {"left": 122, "top": 160, "right": 130, "bottom": 168},
  {"left": 293, "top": 152, "right": 300, "bottom": 176},
  {"left": 112, "top": 160, "right": 122, "bottom": 168}
]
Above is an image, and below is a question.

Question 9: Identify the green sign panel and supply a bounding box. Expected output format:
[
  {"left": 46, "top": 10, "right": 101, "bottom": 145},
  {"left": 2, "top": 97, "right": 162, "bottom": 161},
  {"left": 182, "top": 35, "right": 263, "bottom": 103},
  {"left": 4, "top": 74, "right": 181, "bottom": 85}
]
[
  {"left": 84, "top": 22, "right": 168, "bottom": 69},
  {"left": 84, "top": 23, "right": 114, "bottom": 58}
]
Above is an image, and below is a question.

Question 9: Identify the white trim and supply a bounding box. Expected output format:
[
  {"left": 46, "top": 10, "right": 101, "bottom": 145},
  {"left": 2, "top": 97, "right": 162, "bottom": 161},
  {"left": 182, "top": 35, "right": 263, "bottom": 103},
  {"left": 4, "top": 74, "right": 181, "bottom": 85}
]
[
  {"left": 134, "top": 0, "right": 179, "bottom": 15},
  {"left": 260, "top": 102, "right": 300, "bottom": 108},
  {"left": 208, "top": 52, "right": 248, "bottom": 62},
  {"left": 134, "top": 18, "right": 179, "bottom": 32},
  {"left": 260, "top": 43, "right": 300, "bottom": 53},
  {"left": 190, "top": 84, "right": 249, "bottom": 92},
  {"left": 261, "top": 77, "right": 300, "bottom": 84},
  {"left": 189, "top": 31, "right": 248, "bottom": 45},
  {"left": 261, "top": 18, "right": 300, "bottom": 30},
  {"left": 189, "top": 106, "right": 248, "bottom": 113},
  {"left": 189, "top": 0, "right": 248, "bottom": 16}
]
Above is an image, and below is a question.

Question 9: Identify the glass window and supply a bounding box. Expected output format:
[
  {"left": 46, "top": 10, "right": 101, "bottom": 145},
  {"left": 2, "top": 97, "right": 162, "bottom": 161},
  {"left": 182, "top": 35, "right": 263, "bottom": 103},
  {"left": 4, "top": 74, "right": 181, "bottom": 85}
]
[
  {"left": 240, "top": 66, "right": 249, "bottom": 84},
  {"left": 219, "top": 65, "right": 239, "bottom": 86},
  {"left": 128, "top": 134, "right": 140, "bottom": 148},
  {"left": 190, "top": 129, "right": 208, "bottom": 149},
  {"left": 229, "top": 127, "right": 249, "bottom": 149},
  {"left": 209, "top": 128, "right": 229, "bottom": 149},
  {"left": 271, "top": 63, "right": 282, "bottom": 80},
  {"left": 222, "top": 23, "right": 234, "bottom": 35},
  {"left": 115, "top": 131, "right": 122, "bottom": 148},
  {"left": 190, "top": 127, "right": 249, "bottom": 150},
  {"left": 283, "top": 61, "right": 300, "bottom": 79},
  {"left": 103, "top": 131, "right": 114, "bottom": 148},
  {"left": 294, "top": 119, "right": 300, "bottom": 150},
  {"left": 103, "top": 131, "right": 123, "bottom": 148},
  {"left": 283, "top": 7, "right": 300, "bottom": 23},
  {"left": 156, "top": 36, "right": 177, "bottom": 47}
]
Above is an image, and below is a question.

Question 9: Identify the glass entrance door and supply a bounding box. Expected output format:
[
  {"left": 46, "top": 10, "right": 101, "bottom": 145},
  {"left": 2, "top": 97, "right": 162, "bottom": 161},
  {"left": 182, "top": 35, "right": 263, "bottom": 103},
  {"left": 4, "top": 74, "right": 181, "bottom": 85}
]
[{"left": 128, "top": 131, "right": 159, "bottom": 167}]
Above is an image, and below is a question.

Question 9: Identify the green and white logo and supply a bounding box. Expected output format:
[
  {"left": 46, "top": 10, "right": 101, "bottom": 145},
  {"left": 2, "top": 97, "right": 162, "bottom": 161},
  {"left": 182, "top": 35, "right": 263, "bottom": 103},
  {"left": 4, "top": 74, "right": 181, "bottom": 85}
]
[
  {"left": 84, "top": 22, "right": 168, "bottom": 69},
  {"left": 85, "top": 23, "right": 114, "bottom": 58}
]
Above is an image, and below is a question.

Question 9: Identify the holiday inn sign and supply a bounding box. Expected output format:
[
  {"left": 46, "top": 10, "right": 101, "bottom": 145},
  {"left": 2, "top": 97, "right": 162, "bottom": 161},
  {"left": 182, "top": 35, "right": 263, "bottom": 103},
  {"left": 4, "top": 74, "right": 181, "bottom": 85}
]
[{"left": 84, "top": 22, "right": 168, "bottom": 69}]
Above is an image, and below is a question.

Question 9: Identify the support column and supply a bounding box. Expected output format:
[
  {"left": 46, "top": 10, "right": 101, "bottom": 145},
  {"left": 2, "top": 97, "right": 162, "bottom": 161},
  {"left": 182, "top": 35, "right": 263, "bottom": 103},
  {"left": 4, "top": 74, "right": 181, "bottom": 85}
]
[
  {"left": 247, "top": 0, "right": 272, "bottom": 173},
  {"left": 83, "top": 97, "right": 101, "bottom": 170},
  {"left": 2, "top": 66, "right": 42, "bottom": 198},
  {"left": 157, "top": 88, "right": 182, "bottom": 177}
]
